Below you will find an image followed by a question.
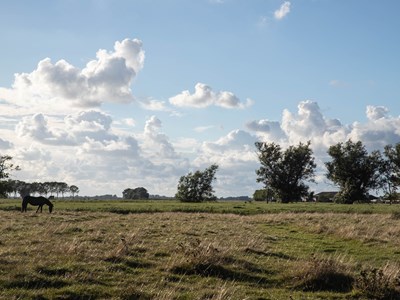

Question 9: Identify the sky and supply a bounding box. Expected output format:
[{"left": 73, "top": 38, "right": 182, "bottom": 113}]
[{"left": 1, "top": 0, "right": 400, "bottom": 197}]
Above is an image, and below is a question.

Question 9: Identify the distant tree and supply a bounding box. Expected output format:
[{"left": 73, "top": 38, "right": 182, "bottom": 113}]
[
  {"left": 123, "top": 187, "right": 149, "bottom": 200},
  {"left": 0, "top": 155, "right": 20, "bottom": 197},
  {"left": 253, "top": 188, "right": 275, "bottom": 202},
  {"left": 175, "top": 164, "right": 219, "bottom": 202},
  {"left": 48, "top": 182, "right": 58, "bottom": 197},
  {"left": 59, "top": 182, "right": 69, "bottom": 198},
  {"left": 379, "top": 143, "right": 400, "bottom": 203},
  {"left": 325, "top": 140, "right": 382, "bottom": 204},
  {"left": 255, "top": 141, "right": 316, "bottom": 203},
  {"left": 30, "top": 182, "right": 41, "bottom": 196},
  {"left": 69, "top": 185, "right": 79, "bottom": 198}
]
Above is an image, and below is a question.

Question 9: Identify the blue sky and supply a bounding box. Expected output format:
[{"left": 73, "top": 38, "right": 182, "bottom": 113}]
[{"left": 1, "top": 0, "right": 400, "bottom": 197}]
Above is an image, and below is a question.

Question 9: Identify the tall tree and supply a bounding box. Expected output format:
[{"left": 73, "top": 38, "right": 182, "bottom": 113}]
[
  {"left": 380, "top": 143, "right": 400, "bottom": 203},
  {"left": 255, "top": 141, "right": 316, "bottom": 203},
  {"left": 69, "top": 185, "right": 80, "bottom": 198},
  {"left": 0, "top": 155, "right": 20, "bottom": 197},
  {"left": 325, "top": 140, "right": 382, "bottom": 204},
  {"left": 175, "top": 164, "right": 219, "bottom": 202}
]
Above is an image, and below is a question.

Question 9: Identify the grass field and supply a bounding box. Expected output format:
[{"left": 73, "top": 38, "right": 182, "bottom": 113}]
[{"left": 1, "top": 199, "right": 400, "bottom": 299}]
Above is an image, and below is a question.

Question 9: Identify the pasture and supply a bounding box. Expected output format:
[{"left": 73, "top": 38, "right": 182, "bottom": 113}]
[{"left": 0, "top": 199, "right": 400, "bottom": 299}]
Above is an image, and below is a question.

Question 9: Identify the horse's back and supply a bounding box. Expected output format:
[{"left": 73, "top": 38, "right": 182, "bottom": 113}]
[{"left": 23, "top": 196, "right": 48, "bottom": 205}]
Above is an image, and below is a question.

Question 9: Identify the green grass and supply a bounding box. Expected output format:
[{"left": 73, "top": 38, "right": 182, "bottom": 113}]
[
  {"left": 2, "top": 198, "right": 400, "bottom": 215},
  {"left": 0, "top": 199, "right": 400, "bottom": 299}
]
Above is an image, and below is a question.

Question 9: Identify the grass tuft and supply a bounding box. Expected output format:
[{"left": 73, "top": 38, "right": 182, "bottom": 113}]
[
  {"left": 36, "top": 266, "right": 70, "bottom": 277},
  {"left": 293, "top": 256, "right": 354, "bottom": 292},
  {"left": 5, "top": 274, "right": 69, "bottom": 290},
  {"left": 355, "top": 266, "right": 400, "bottom": 299},
  {"left": 391, "top": 211, "right": 400, "bottom": 220}
]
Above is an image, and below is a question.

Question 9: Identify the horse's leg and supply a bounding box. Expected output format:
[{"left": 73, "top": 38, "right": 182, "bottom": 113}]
[{"left": 36, "top": 205, "right": 41, "bottom": 213}]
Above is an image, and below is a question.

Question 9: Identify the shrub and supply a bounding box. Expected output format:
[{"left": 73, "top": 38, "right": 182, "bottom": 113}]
[
  {"left": 294, "top": 256, "right": 354, "bottom": 292},
  {"left": 355, "top": 267, "right": 400, "bottom": 300},
  {"left": 171, "top": 239, "right": 226, "bottom": 276}
]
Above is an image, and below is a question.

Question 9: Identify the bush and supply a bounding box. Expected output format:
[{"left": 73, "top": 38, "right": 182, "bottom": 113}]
[
  {"left": 175, "top": 165, "right": 218, "bottom": 202},
  {"left": 294, "top": 256, "right": 354, "bottom": 292},
  {"left": 355, "top": 267, "right": 400, "bottom": 299}
]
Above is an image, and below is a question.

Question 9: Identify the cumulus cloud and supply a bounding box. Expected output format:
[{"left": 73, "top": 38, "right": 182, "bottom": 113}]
[
  {"left": 282, "top": 100, "right": 330, "bottom": 141},
  {"left": 243, "top": 101, "right": 400, "bottom": 191},
  {"left": 0, "top": 38, "right": 144, "bottom": 113},
  {"left": 16, "top": 113, "right": 59, "bottom": 142},
  {"left": 15, "top": 145, "right": 51, "bottom": 161},
  {"left": 169, "top": 83, "right": 253, "bottom": 109},
  {"left": 192, "top": 129, "right": 259, "bottom": 196},
  {"left": 15, "top": 110, "right": 118, "bottom": 145},
  {"left": 366, "top": 105, "right": 389, "bottom": 121},
  {"left": 349, "top": 109, "right": 400, "bottom": 150},
  {"left": 196, "top": 130, "right": 257, "bottom": 167},
  {"left": 248, "top": 100, "right": 400, "bottom": 158},
  {"left": 65, "top": 110, "right": 117, "bottom": 143},
  {"left": 246, "top": 119, "right": 286, "bottom": 141},
  {"left": 5, "top": 97, "right": 400, "bottom": 197},
  {"left": 274, "top": 1, "right": 291, "bottom": 20},
  {"left": 143, "top": 116, "right": 178, "bottom": 159}
]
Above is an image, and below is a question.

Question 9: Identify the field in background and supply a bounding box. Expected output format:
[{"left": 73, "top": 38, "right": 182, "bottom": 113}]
[
  {"left": 0, "top": 199, "right": 400, "bottom": 299},
  {"left": 1, "top": 198, "right": 400, "bottom": 215}
]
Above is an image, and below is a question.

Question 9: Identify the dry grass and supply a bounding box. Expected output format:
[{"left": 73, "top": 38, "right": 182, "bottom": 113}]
[
  {"left": 0, "top": 209, "right": 399, "bottom": 299},
  {"left": 292, "top": 254, "right": 354, "bottom": 292}
]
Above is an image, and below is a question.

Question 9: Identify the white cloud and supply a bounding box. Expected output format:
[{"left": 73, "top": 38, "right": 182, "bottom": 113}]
[
  {"left": 15, "top": 110, "right": 117, "bottom": 145},
  {"left": 0, "top": 38, "right": 144, "bottom": 114},
  {"left": 366, "top": 105, "right": 389, "bottom": 121},
  {"left": 274, "top": 1, "right": 291, "bottom": 20},
  {"left": 192, "top": 129, "right": 259, "bottom": 196},
  {"left": 246, "top": 119, "right": 286, "bottom": 141},
  {"left": 16, "top": 113, "right": 59, "bottom": 142},
  {"left": 15, "top": 145, "right": 51, "bottom": 161},
  {"left": 196, "top": 129, "right": 257, "bottom": 167},
  {"left": 4, "top": 98, "right": 400, "bottom": 197},
  {"left": 169, "top": 83, "right": 253, "bottom": 109},
  {"left": 143, "top": 116, "right": 179, "bottom": 159},
  {"left": 138, "top": 98, "right": 168, "bottom": 111}
]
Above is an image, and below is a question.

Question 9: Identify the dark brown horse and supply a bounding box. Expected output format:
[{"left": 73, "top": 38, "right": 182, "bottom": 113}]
[{"left": 21, "top": 196, "right": 53, "bottom": 213}]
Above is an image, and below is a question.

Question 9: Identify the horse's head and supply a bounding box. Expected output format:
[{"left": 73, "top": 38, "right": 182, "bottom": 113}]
[{"left": 49, "top": 203, "right": 54, "bottom": 213}]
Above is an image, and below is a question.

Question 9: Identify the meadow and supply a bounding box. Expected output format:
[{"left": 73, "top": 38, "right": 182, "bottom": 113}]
[{"left": 0, "top": 199, "right": 400, "bottom": 299}]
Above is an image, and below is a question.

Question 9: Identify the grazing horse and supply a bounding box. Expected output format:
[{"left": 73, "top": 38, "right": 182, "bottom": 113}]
[{"left": 21, "top": 196, "right": 54, "bottom": 213}]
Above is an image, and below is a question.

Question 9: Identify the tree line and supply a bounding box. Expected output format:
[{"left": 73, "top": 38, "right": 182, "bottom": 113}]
[
  {"left": 176, "top": 139, "right": 400, "bottom": 204},
  {"left": 6, "top": 180, "right": 79, "bottom": 199},
  {"left": 254, "top": 139, "right": 400, "bottom": 204},
  {"left": 2, "top": 139, "right": 400, "bottom": 203},
  {"left": 0, "top": 155, "right": 79, "bottom": 199}
]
